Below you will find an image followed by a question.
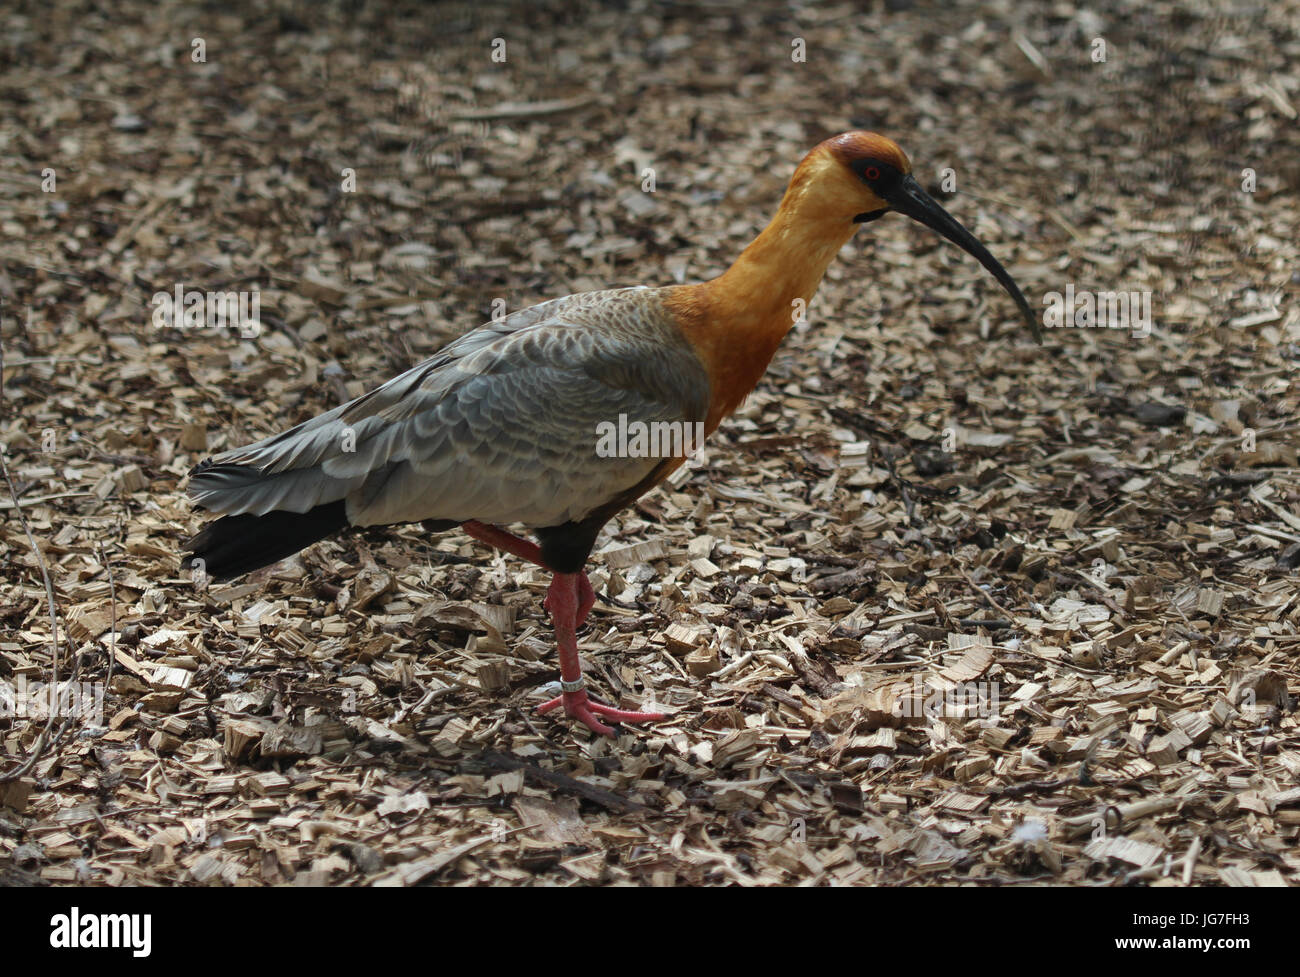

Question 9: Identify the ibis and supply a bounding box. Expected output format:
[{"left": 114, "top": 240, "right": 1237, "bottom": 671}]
[{"left": 184, "top": 131, "right": 1039, "bottom": 738}]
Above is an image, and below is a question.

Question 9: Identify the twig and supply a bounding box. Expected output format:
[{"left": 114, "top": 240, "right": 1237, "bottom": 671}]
[
  {"left": 0, "top": 491, "right": 96, "bottom": 511},
  {"left": 98, "top": 541, "right": 117, "bottom": 689},
  {"left": 450, "top": 94, "right": 602, "bottom": 121},
  {"left": 958, "top": 566, "right": 1017, "bottom": 621},
  {"left": 479, "top": 751, "right": 647, "bottom": 814},
  {"left": 0, "top": 335, "right": 75, "bottom": 783}
]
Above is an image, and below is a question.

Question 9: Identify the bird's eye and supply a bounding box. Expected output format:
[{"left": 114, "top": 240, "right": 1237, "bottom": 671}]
[{"left": 863, "top": 166, "right": 880, "bottom": 181}]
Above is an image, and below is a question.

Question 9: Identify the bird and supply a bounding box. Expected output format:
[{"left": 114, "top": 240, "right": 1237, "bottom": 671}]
[{"left": 183, "top": 131, "right": 1039, "bottom": 739}]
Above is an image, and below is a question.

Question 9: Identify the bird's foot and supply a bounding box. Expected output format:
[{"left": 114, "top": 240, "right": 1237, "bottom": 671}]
[{"left": 537, "top": 686, "right": 664, "bottom": 737}]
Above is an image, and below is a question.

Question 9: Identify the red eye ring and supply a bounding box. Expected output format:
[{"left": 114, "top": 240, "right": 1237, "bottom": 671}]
[{"left": 863, "top": 166, "right": 880, "bottom": 180}]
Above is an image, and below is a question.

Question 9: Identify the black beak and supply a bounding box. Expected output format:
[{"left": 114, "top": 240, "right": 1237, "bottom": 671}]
[{"left": 878, "top": 174, "right": 1041, "bottom": 343}]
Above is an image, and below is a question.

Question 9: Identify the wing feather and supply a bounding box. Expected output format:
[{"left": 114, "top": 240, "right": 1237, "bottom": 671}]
[{"left": 188, "top": 288, "right": 710, "bottom": 530}]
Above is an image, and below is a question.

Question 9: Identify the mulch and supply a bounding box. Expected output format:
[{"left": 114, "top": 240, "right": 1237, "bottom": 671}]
[{"left": 1, "top": 0, "right": 1297, "bottom": 886}]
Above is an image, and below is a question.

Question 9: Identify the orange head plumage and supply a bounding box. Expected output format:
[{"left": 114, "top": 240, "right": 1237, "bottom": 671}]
[
  {"left": 667, "top": 130, "right": 1039, "bottom": 430},
  {"left": 700, "top": 130, "right": 1037, "bottom": 340},
  {"left": 781, "top": 131, "right": 914, "bottom": 223},
  {"left": 789, "top": 132, "right": 1037, "bottom": 343}
]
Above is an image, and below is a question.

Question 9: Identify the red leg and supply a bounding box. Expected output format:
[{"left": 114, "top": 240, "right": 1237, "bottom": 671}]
[
  {"left": 462, "top": 520, "right": 549, "bottom": 569},
  {"left": 462, "top": 521, "right": 596, "bottom": 625},
  {"left": 535, "top": 572, "right": 664, "bottom": 737},
  {"left": 546, "top": 569, "right": 596, "bottom": 628},
  {"left": 459, "top": 523, "right": 659, "bottom": 736}
]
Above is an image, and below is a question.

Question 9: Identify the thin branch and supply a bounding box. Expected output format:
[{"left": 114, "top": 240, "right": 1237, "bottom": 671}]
[
  {"left": 0, "top": 326, "right": 74, "bottom": 782},
  {"left": 98, "top": 540, "right": 117, "bottom": 689}
]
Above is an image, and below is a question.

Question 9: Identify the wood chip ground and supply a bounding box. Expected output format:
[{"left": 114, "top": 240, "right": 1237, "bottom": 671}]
[{"left": 1, "top": 0, "right": 1298, "bottom": 886}]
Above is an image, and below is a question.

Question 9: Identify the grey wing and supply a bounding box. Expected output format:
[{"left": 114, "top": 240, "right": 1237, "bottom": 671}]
[{"left": 187, "top": 290, "right": 711, "bottom": 529}]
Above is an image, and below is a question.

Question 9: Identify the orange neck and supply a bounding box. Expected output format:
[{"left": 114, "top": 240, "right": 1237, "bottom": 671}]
[{"left": 665, "top": 181, "right": 859, "bottom": 430}]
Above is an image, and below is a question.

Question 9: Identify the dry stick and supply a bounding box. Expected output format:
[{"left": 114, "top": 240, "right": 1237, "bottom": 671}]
[
  {"left": 0, "top": 340, "right": 73, "bottom": 783},
  {"left": 958, "top": 566, "right": 1016, "bottom": 622},
  {"left": 98, "top": 541, "right": 117, "bottom": 690},
  {"left": 0, "top": 490, "right": 96, "bottom": 510}
]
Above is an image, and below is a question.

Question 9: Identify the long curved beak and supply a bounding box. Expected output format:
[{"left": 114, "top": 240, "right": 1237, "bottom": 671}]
[{"left": 881, "top": 174, "right": 1041, "bottom": 343}]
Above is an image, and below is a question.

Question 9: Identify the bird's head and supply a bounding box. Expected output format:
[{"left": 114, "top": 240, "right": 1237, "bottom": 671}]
[{"left": 799, "top": 131, "right": 1040, "bottom": 342}]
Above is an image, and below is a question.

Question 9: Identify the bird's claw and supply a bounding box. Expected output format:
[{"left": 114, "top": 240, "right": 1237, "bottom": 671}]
[{"left": 537, "top": 688, "right": 665, "bottom": 737}]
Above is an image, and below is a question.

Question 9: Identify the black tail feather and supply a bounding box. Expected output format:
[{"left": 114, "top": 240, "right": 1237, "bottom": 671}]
[{"left": 182, "top": 500, "right": 350, "bottom": 581}]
